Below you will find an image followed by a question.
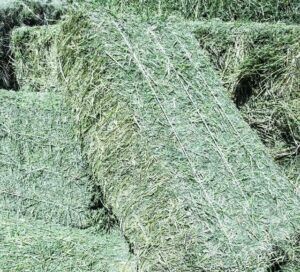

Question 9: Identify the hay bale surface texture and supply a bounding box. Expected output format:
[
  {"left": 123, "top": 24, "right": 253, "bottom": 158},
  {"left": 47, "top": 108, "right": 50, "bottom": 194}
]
[
  {"left": 0, "top": 212, "right": 136, "bottom": 272},
  {"left": 0, "top": 90, "right": 95, "bottom": 228},
  {"left": 58, "top": 10, "right": 300, "bottom": 271},
  {"left": 11, "top": 25, "right": 59, "bottom": 92},
  {"left": 195, "top": 21, "right": 300, "bottom": 184},
  {"left": 97, "top": 0, "right": 300, "bottom": 23}
]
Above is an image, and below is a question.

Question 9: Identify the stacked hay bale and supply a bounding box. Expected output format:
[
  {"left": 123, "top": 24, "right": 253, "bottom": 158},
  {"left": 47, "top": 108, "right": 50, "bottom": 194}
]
[
  {"left": 282, "top": 263, "right": 300, "bottom": 272},
  {"left": 94, "top": 0, "right": 300, "bottom": 23},
  {"left": 11, "top": 25, "right": 59, "bottom": 91},
  {"left": 195, "top": 21, "right": 300, "bottom": 185},
  {"left": 0, "top": 0, "right": 65, "bottom": 89},
  {"left": 0, "top": 212, "right": 136, "bottom": 271},
  {"left": 0, "top": 90, "right": 97, "bottom": 228},
  {"left": 57, "top": 10, "right": 300, "bottom": 271}
]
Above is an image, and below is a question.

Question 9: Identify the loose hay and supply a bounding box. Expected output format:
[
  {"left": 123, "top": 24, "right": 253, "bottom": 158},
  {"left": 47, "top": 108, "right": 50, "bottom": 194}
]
[
  {"left": 195, "top": 21, "right": 300, "bottom": 184},
  {"left": 11, "top": 25, "right": 59, "bottom": 92},
  {"left": 58, "top": 10, "right": 300, "bottom": 271},
  {"left": 93, "top": 0, "right": 300, "bottom": 23},
  {"left": 0, "top": 212, "right": 136, "bottom": 272},
  {"left": 0, "top": 0, "right": 65, "bottom": 89},
  {"left": 0, "top": 89, "right": 98, "bottom": 228}
]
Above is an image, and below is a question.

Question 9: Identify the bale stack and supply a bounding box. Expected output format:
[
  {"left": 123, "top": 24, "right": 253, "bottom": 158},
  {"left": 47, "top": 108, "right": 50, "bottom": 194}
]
[
  {"left": 58, "top": 10, "right": 300, "bottom": 271},
  {"left": 0, "top": 0, "right": 65, "bottom": 89},
  {"left": 11, "top": 25, "right": 59, "bottom": 92},
  {"left": 0, "top": 90, "right": 97, "bottom": 228},
  {"left": 0, "top": 212, "right": 136, "bottom": 271},
  {"left": 195, "top": 21, "right": 300, "bottom": 184}
]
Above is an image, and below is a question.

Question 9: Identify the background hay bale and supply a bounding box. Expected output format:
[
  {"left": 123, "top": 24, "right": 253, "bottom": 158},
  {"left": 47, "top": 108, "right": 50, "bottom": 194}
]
[
  {"left": 0, "top": 0, "right": 66, "bottom": 90},
  {"left": 195, "top": 21, "right": 300, "bottom": 186},
  {"left": 58, "top": 10, "right": 300, "bottom": 271},
  {"left": 283, "top": 264, "right": 300, "bottom": 271},
  {"left": 0, "top": 89, "right": 100, "bottom": 228},
  {"left": 0, "top": 212, "right": 136, "bottom": 271},
  {"left": 11, "top": 25, "right": 59, "bottom": 91},
  {"left": 89, "top": 0, "right": 300, "bottom": 23},
  {"left": 282, "top": 262, "right": 300, "bottom": 271}
]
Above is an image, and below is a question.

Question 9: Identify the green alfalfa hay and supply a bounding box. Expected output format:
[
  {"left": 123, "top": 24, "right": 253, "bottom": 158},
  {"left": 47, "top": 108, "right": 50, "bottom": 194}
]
[
  {"left": 57, "top": 9, "right": 300, "bottom": 271},
  {"left": 0, "top": 212, "right": 137, "bottom": 272},
  {"left": 0, "top": 0, "right": 66, "bottom": 89},
  {"left": 11, "top": 24, "right": 60, "bottom": 91},
  {"left": 283, "top": 157, "right": 300, "bottom": 193},
  {"left": 195, "top": 21, "right": 300, "bottom": 181},
  {"left": 86, "top": 0, "right": 300, "bottom": 23},
  {"left": 282, "top": 263, "right": 300, "bottom": 271},
  {"left": 0, "top": 89, "right": 106, "bottom": 229}
]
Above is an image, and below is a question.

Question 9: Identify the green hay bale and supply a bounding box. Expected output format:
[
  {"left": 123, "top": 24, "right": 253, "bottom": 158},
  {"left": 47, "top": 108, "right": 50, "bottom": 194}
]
[
  {"left": 0, "top": 0, "right": 65, "bottom": 10},
  {"left": 91, "top": 0, "right": 300, "bottom": 23},
  {"left": 11, "top": 25, "right": 59, "bottom": 91},
  {"left": 58, "top": 10, "right": 300, "bottom": 271},
  {"left": 195, "top": 21, "right": 300, "bottom": 179},
  {"left": 0, "top": 89, "right": 98, "bottom": 228},
  {"left": 0, "top": 0, "right": 66, "bottom": 89},
  {"left": 0, "top": 212, "right": 136, "bottom": 271},
  {"left": 282, "top": 263, "right": 300, "bottom": 271},
  {"left": 283, "top": 157, "right": 300, "bottom": 191}
]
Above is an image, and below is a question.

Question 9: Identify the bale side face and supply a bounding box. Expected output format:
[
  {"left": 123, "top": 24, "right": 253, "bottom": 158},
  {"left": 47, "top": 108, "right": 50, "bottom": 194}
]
[
  {"left": 0, "top": 0, "right": 65, "bottom": 89},
  {"left": 58, "top": 11, "right": 300, "bottom": 271},
  {"left": 0, "top": 90, "right": 95, "bottom": 228},
  {"left": 0, "top": 212, "right": 136, "bottom": 272},
  {"left": 195, "top": 21, "right": 300, "bottom": 175},
  {"left": 11, "top": 25, "right": 59, "bottom": 92}
]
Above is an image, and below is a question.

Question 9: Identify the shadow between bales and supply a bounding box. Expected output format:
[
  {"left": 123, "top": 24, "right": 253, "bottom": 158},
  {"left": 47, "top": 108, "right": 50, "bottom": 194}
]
[
  {"left": 88, "top": 182, "right": 118, "bottom": 231},
  {"left": 233, "top": 75, "right": 255, "bottom": 108},
  {"left": 267, "top": 246, "right": 289, "bottom": 272}
]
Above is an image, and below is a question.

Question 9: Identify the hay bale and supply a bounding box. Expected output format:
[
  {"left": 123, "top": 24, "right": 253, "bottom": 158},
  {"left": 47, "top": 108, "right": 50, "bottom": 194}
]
[
  {"left": 282, "top": 263, "right": 300, "bottom": 271},
  {"left": 94, "top": 0, "right": 300, "bottom": 23},
  {"left": 0, "top": 0, "right": 65, "bottom": 10},
  {"left": 0, "top": 212, "right": 136, "bottom": 271},
  {"left": 0, "top": 89, "right": 98, "bottom": 228},
  {"left": 0, "top": 0, "right": 66, "bottom": 89},
  {"left": 195, "top": 21, "right": 300, "bottom": 179},
  {"left": 11, "top": 25, "right": 59, "bottom": 91},
  {"left": 281, "top": 156, "right": 300, "bottom": 192},
  {"left": 58, "top": 10, "right": 300, "bottom": 271}
]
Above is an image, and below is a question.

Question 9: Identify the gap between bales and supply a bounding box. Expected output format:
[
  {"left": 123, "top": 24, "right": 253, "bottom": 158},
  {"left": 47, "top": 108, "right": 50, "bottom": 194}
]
[{"left": 57, "top": 9, "right": 300, "bottom": 271}]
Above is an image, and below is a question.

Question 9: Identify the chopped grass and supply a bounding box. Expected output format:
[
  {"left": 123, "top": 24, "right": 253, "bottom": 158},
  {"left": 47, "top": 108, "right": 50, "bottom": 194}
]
[
  {"left": 57, "top": 9, "right": 300, "bottom": 271},
  {"left": 0, "top": 212, "right": 136, "bottom": 272}
]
